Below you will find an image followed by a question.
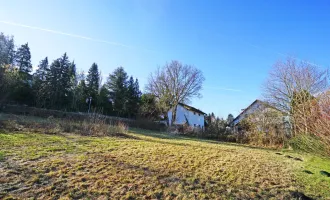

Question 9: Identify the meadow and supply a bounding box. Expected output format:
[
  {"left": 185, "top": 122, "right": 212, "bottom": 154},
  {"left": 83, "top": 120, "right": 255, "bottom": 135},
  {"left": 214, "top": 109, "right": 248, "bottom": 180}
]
[{"left": 0, "top": 114, "right": 330, "bottom": 199}]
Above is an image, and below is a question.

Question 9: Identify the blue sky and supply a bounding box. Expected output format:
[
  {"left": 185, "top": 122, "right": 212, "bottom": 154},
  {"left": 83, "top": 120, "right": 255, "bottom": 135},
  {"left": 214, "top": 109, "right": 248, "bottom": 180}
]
[{"left": 1, "top": 0, "right": 329, "bottom": 118}]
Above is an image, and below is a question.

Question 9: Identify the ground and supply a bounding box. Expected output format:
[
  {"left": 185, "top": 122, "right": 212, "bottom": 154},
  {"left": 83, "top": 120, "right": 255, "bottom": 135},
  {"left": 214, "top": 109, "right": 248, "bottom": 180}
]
[{"left": 0, "top": 123, "right": 330, "bottom": 199}]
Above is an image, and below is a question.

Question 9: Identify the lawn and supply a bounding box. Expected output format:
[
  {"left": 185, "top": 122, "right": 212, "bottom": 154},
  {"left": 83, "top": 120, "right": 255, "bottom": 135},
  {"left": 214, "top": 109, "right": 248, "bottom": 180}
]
[{"left": 0, "top": 127, "right": 330, "bottom": 199}]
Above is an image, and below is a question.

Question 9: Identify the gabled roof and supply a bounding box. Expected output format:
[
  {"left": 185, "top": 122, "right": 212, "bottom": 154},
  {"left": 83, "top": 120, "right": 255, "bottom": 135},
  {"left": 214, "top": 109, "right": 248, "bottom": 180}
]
[
  {"left": 233, "top": 99, "right": 282, "bottom": 122},
  {"left": 178, "top": 103, "right": 206, "bottom": 115},
  {"left": 233, "top": 100, "right": 262, "bottom": 122}
]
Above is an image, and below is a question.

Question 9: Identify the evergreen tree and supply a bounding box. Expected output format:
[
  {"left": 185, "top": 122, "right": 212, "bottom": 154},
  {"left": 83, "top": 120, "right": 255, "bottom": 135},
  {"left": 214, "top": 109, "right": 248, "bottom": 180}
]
[
  {"left": 68, "top": 61, "right": 78, "bottom": 110},
  {"left": 126, "top": 76, "right": 141, "bottom": 118},
  {"left": 76, "top": 79, "right": 89, "bottom": 111},
  {"left": 86, "top": 63, "right": 100, "bottom": 106},
  {"left": 0, "top": 33, "right": 15, "bottom": 102},
  {"left": 9, "top": 43, "right": 33, "bottom": 105},
  {"left": 97, "top": 84, "right": 113, "bottom": 115},
  {"left": 33, "top": 57, "right": 49, "bottom": 107},
  {"left": 34, "top": 57, "right": 49, "bottom": 81},
  {"left": 69, "top": 61, "right": 77, "bottom": 85},
  {"left": 0, "top": 32, "right": 15, "bottom": 66},
  {"left": 134, "top": 78, "right": 142, "bottom": 99},
  {"left": 47, "top": 53, "right": 73, "bottom": 110},
  {"left": 105, "top": 67, "right": 128, "bottom": 117},
  {"left": 226, "top": 114, "right": 234, "bottom": 126},
  {"left": 139, "top": 93, "right": 161, "bottom": 120},
  {"left": 15, "top": 43, "right": 32, "bottom": 74}
]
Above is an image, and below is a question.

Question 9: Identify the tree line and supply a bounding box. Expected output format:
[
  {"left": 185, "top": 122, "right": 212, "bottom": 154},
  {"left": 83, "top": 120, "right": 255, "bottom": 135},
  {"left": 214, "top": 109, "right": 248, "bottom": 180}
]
[
  {"left": 0, "top": 32, "right": 150, "bottom": 118},
  {"left": 1, "top": 32, "right": 206, "bottom": 123}
]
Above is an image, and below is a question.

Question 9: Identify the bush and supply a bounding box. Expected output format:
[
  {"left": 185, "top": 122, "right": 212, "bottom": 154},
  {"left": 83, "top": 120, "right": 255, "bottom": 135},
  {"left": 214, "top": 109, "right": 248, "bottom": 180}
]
[
  {"left": 131, "top": 119, "right": 167, "bottom": 132},
  {"left": 288, "top": 134, "right": 330, "bottom": 156}
]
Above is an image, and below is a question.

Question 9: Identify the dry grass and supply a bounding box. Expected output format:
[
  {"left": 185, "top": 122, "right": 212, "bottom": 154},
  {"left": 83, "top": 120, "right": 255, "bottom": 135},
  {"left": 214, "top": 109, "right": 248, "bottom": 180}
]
[
  {"left": 0, "top": 115, "right": 330, "bottom": 199},
  {"left": 0, "top": 114, "right": 128, "bottom": 137}
]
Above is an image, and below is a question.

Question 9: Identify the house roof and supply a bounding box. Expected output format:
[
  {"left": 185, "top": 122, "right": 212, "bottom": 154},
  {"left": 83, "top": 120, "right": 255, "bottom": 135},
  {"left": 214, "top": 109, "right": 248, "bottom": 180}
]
[
  {"left": 233, "top": 100, "right": 261, "bottom": 122},
  {"left": 233, "top": 99, "right": 281, "bottom": 122},
  {"left": 233, "top": 99, "right": 286, "bottom": 124},
  {"left": 178, "top": 103, "right": 206, "bottom": 115}
]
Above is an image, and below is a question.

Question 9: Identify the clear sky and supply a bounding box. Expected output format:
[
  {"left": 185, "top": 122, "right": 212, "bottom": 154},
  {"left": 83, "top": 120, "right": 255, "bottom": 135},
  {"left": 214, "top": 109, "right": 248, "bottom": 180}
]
[{"left": 1, "top": 0, "right": 329, "bottom": 118}]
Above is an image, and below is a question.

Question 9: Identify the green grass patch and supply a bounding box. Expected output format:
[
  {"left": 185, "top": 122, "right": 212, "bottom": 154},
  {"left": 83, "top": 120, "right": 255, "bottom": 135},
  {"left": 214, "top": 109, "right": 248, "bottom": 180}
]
[
  {"left": 295, "top": 155, "right": 330, "bottom": 198},
  {"left": 288, "top": 134, "right": 330, "bottom": 156},
  {"left": 0, "top": 151, "right": 5, "bottom": 161}
]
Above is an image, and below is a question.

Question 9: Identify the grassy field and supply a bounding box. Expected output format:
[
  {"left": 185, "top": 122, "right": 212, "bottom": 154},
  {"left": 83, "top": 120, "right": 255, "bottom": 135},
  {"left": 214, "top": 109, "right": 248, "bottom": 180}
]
[{"left": 1, "top": 120, "right": 330, "bottom": 199}]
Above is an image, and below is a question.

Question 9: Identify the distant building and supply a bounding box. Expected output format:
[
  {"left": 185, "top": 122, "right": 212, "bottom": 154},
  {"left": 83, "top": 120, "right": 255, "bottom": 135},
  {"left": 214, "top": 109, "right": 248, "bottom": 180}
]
[
  {"left": 232, "top": 99, "right": 290, "bottom": 134},
  {"left": 232, "top": 100, "right": 267, "bottom": 126},
  {"left": 167, "top": 103, "right": 206, "bottom": 130}
]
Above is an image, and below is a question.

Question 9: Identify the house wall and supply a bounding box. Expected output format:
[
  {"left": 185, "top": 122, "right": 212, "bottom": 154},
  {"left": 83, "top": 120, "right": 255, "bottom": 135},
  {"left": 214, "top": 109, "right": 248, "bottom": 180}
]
[{"left": 168, "top": 104, "right": 205, "bottom": 129}]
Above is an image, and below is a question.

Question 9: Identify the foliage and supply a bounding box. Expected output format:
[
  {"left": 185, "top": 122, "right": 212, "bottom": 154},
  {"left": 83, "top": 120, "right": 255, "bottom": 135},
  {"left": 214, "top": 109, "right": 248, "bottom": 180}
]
[
  {"left": 234, "top": 107, "right": 288, "bottom": 147},
  {"left": 125, "top": 76, "right": 141, "bottom": 118},
  {"left": 105, "top": 67, "right": 141, "bottom": 118},
  {"left": 33, "top": 57, "right": 49, "bottom": 107},
  {"left": 86, "top": 63, "right": 100, "bottom": 106},
  {"left": 45, "top": 53, "right": 75, "bottom": 109},
  {"left": 204, "top": 115, "right": 228, "bottom": 139},
  {"left": 0, "top": 32, "right": 15, "bottom": 66},
  {"left": 226, "top": 113, "right": 234, "bottom": 126},
  {"left": 263, "top": 57, "right": 329, "bottom": 136},
  {"left": 288, "top": 134, "right": 330, "bottom": 156},
  {"left": 15, "top": 43, "right": 32, "bottom": 74},
  {"left": 139, "top": 94, "right": 159, "bottom": 120},
  {"left": 106, "top": 67, "right": 128, "bottom": 116},
  {"left": 263, "top": 57, "right": 330, "bottom": 151},
  {"left": 97, "top": 85, "right": 113, "bottom": 115}
]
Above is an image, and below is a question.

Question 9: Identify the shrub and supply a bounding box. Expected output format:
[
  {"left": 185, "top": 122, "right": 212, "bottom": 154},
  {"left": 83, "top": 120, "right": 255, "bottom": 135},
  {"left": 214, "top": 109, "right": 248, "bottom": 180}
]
[
  {"left": 288, "top": 134, "right": 330, "bottom": 156},
  {"left": 131, "top": 118, "right": 167, "bottom": 132}
]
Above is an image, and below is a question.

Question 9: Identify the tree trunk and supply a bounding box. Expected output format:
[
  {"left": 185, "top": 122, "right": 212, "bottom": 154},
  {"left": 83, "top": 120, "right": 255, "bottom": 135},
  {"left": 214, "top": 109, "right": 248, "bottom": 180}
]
[{"left": 171, "top": 104, "right": 177, "bottom": 126}]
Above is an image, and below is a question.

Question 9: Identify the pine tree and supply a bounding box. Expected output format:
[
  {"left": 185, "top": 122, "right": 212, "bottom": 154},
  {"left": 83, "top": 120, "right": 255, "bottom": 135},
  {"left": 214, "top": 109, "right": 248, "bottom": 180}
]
[
  {"left": 139, "top": 93, "right": 161, "bottom": 120},
  {"left": 134, "top": 78, "right": 142, "bottom": 100},
  {"left": 47, "top": 53, "right": 73, "bottom": 110},
  {"left": 86, "top": 63, "right": 100, "bottom": 106},
  {"left": 34, "top": 57, "right": 49, "bottom": 81},
  {"left": 0, "top": 32, "right": 15, "bottom": 67},
  {"left": 126, "top": 76, "right": 135, "bottom": 118},
  {"left": 125, "top": 77, "right": 141, "bottom": 118},
  {"left": 10, "top": 43, "right": 33, "bottom": 105},
  {"left": 68, "top": 61, "right": 78, "bottom": 110},
  {"left": 105, "top": 67, "right": 128, "bottom": 117},
  {"left": 33, "top": 57, "right": 49, "bottom": 107},
  {"left": 0, "top": 33, "right": 15, "bottom": 102},
  {"left": 97, "top": 84, "right": 113, "bottom": 115},
  {"left": 15, "top": 43, "right": 32, "bottom": 74},
  {"left": 226, "top": 114, "right": 234, "bottom": 126},
  {"left": 76, "top": 79, "right": 89, "bottom": 111}
]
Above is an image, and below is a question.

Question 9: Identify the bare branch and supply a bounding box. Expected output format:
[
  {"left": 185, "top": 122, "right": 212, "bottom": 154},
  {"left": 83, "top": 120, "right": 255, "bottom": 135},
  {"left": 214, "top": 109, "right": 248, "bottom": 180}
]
[{"left": 146, "top": 60, "right": 205, "bottom": 125}]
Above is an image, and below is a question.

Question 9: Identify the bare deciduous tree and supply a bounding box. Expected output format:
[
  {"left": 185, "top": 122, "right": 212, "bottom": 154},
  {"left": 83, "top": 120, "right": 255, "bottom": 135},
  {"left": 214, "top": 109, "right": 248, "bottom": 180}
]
[
  {"left": 263, "top": 57, "right": 329, "bottom": 136},
  {"left": 146, "top": 60, "right": 205, "bottom": 125}
]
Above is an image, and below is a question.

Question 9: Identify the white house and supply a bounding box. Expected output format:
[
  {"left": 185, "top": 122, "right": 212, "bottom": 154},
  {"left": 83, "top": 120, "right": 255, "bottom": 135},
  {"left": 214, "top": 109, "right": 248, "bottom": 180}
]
[{"left": 167, "top": 103, "right": 206, "bottom": 129}]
